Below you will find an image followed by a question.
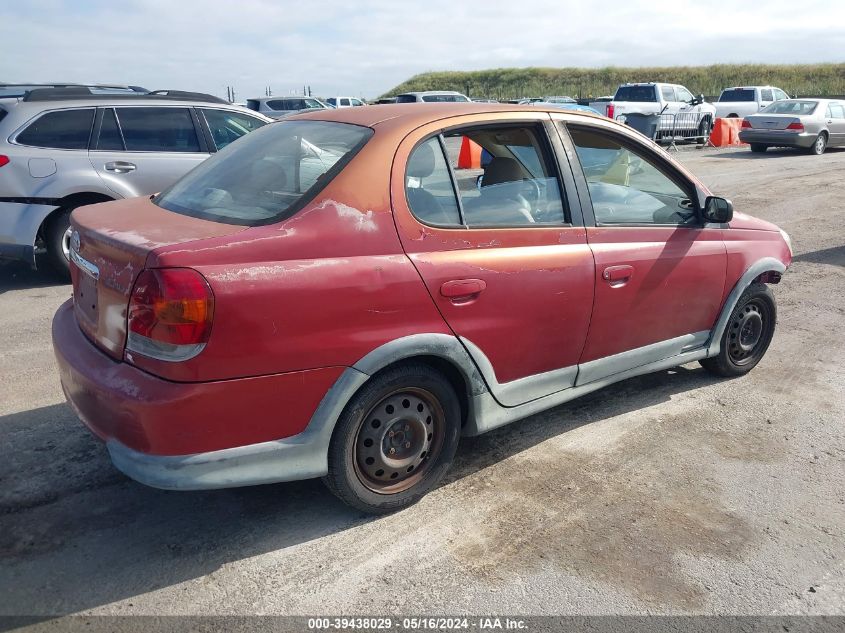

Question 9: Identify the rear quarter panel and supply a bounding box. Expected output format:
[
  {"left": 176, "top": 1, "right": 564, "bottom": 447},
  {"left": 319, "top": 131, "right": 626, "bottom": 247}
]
[{"left": 141, "top": 130, "right": 451, "bottom": 382}]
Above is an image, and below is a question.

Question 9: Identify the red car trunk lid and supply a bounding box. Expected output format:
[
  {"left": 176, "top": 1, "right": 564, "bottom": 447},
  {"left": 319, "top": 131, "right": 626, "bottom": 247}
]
[{"left": 69, "top": 196, "right": 244, "bottom": 359}]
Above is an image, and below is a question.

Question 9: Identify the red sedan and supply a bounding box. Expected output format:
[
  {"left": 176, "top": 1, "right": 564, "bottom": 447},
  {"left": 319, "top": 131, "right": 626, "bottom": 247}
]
[{"left": 52, "top": 103, "right": 792, "bottom": 513}]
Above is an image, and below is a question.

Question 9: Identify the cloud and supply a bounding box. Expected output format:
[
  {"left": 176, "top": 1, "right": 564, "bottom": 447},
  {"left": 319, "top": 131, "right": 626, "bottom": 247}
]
[{"left": 1, "top": 0, "right": 843, "bottom": 100}]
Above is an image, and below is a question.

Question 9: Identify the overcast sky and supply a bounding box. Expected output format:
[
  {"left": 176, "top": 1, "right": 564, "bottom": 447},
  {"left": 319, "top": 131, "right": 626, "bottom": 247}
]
[{"left": 2, "top": 0, "right": 843, "bottom": 100}]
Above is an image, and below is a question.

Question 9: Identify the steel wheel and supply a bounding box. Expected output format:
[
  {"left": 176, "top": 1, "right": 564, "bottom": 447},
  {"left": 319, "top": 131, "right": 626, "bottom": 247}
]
[
  {"left": 353, "top": 387, "right": 444, "bottom": 494},
  {"left": 727, "top": 297, "right": 770, "bottom": 366}
]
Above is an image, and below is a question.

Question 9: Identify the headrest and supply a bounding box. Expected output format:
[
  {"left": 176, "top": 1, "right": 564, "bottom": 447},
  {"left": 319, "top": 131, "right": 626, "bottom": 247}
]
[
  {"left": 407, "top": 141, "right": 437, "bottom": 178},
  {"left": 482, "top": 157, "right": 523, "bottom": 187}
]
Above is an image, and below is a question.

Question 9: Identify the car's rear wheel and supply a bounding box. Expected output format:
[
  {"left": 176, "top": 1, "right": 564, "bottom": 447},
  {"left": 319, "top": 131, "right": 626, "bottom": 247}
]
[
  {"left": 323, "top": 363, "right": 461, "bottom": 513},
  {"left": 750, "top": 143, "right": 768, "bottom": 153},
  {"left": 700, "top": 282, "right": 776, "bottom": 377},
  {"left": 809, "top": 133, "right": 827, "bottom": 155},
  {"left": 45, "top": 209, "right": 73, "bottom": 281}
]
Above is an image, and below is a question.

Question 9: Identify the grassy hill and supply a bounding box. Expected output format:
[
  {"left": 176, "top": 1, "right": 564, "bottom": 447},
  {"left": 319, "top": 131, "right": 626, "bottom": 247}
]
[{"left": 381, "top": 64, "right": 845, "bottom": 100}]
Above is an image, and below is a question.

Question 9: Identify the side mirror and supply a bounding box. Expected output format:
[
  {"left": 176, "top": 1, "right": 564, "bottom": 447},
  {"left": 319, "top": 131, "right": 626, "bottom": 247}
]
[{"left": 704, "top": 196, "right": 733, "bottom": 223}]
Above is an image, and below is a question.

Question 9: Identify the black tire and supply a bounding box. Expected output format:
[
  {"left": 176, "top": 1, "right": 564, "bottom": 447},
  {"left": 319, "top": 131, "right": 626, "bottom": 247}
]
[
  {"left": 323, "top": 363, "right": 461, "bottom": 514},
  {"left": 45, "top": 209, "right": 73, "bottom": 280},
  {"left": 698, "top": 116, "right": 712, "bottom": 139},
  {"left": 700, "top": 282, "right": 776, "bottom": 378},
  {"left": 809, "top": 133, "right": 827, "bottom": 155},
  {"left": 750, "top": 143, "right": 768, "bottom": 153}
]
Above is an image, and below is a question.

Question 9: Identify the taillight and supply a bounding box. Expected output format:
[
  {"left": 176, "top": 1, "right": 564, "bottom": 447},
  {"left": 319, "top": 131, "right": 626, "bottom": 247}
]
[
  {"left": 126, "top": 268, "right": 214, "bottom": 362},
  {"left": 606, "top": 104, "right": 615, "bottom": 119},
  {"left": 0, "top": 155, "right": 9, "bottom": 168},
  {"left": 786, "top": 122, "right": 805, "bottom": 132},
  {"left": 741, "top": 119, "right": 752, "bottom": 129}
]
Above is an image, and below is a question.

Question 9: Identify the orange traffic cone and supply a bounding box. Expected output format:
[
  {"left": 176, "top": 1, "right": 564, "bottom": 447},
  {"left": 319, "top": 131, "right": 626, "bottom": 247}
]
[{"left": 457, "top": 136, "right": 482, "bottom": 169}]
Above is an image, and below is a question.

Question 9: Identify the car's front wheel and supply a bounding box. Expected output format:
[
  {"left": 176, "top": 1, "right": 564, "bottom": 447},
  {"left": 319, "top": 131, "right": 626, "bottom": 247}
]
[
  {"left": 700, "top": 282, "right": 776, "bottom": 377},
  {"left": 323, "top": 363, "right": 461, "bottom": 514}
]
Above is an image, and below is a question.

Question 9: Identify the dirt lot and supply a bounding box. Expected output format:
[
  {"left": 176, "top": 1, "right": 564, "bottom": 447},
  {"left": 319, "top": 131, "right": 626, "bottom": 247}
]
[{"left": 0, "top": 146, "right": 843, "bottom": 617}]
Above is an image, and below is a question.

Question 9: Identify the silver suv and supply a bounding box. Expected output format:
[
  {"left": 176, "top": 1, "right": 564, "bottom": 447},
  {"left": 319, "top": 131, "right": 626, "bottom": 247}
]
[
  {"left": 0, "top": 87, "right": 271, "bottom": 277},
  {"left": 245, "top": 96, "right": 327, "bottom": 119}
]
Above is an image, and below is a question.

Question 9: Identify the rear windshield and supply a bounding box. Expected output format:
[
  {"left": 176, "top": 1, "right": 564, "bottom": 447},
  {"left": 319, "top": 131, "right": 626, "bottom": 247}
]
[
  {"left": 761, "top": 100, "right": 818, "bottom": 115},
  {"left": 421, "top": 94, "right": 469, "bottom": 102},
  {"left": 395, "top": 95, "right": 417, "bottom": 103},
  {"left": 155, "top": 120, "right": 373, "bottom": 226},
  {"left": 719, "top": 89, "right": 756, "bottom": 102},
  {"left": 614, "top": 86, "right": 658, "bottom": 102}
]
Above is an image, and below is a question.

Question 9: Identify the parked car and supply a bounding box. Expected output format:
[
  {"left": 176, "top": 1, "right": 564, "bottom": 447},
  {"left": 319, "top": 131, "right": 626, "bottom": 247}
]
[
  {"left": 0, "top": 83, "right": 149, "bottom": 99},
  {"left": 245, "top": 96, "right": 327, "bottom": 119},
  {"left": 714, "top": 86, "right": 790, "bottom": 119},
  {"left": 0, "top": 87, "right": 271, "bottom": 276},
  {"left": 740, "top": 98, "right": 845, "bottom": 155},
  {"left": 52, "top": 103, "right": 791, "bottom": 514},
  {"left": 325, "top": 97, "right": 367, "bottom": 108},
  {"left": 542, "top": 96, "right": 577, "bottom": 104},
  {"left": 530, "top": 101, "right": 603, "bottom": 115},
  {"left": 395, "top": 91, "right": 471, "bottom": 103},
  {"left": 590, "top": 82, "right": 716, "bottom": 138}
]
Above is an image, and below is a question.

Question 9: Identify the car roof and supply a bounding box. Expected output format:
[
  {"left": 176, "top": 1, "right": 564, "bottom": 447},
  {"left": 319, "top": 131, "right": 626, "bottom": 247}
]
[{"left": 292, "top": 102, "right": 601, "bottom": 130}]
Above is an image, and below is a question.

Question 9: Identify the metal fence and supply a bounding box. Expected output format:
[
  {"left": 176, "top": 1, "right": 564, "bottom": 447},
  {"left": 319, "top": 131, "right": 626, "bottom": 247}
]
[{"left": 656, "top": 111, "right": 711, "bottom": 149}]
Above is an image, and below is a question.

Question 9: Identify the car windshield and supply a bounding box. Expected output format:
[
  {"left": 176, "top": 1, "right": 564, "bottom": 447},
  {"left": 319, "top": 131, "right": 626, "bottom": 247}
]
[
  {"left": 614, "top": 86, "right": 658, "bottom": 102},
  {"left": 761, "top": 100, "right": 818, "bottom": 115},
  {"left": 155, "top": 120, "right": 373, "bottom": 226},
  {"left": 719, "top": 89, "right": 756, "bottom": 102},
  {"left": 421, "top": 94, "right": 469, "bottom": 102}
]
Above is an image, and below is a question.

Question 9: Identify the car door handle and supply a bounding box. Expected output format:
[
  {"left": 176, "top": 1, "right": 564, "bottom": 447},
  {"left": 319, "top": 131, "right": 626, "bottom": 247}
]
[
  {"left": 104, "top": 161, "right": 136, "bottom": 173},
  {"left": 440, "top": 279, "right": 487, "bottom": 300},
  {"left": 602, "top": 265, "right": 634, "bottom": 286}
]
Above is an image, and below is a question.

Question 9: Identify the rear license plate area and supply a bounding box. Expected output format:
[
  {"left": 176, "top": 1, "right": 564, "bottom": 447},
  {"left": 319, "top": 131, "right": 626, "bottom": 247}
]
[{"left": 75, "top": 270, "right": 98, "bottom": 324}]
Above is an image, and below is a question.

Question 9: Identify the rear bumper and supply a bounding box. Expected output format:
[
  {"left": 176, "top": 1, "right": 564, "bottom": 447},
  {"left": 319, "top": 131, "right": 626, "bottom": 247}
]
[
  {"left": 0, "top": 200, "right": 57, "bottom": 265},
  {"left": 738, "top": 130, "right": 816, "bottom": 148},
  {"left": 52, "top": 299, "right": 358, "bottom": 489}
]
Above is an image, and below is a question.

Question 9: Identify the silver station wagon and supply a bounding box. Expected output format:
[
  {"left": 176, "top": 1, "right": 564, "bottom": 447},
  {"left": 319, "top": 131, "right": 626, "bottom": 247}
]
[{"left": 0, "top": 87, "right": 270, "bottom": 276}]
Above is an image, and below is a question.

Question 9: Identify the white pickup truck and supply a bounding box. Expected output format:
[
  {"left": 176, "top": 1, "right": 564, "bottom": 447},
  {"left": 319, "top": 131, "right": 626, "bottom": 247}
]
[
  {"left": 590, "top": 82, "right": 716, "bottom": 137},
  {"left": 713, "top": 86, "right": 790, "bottom": 119}
]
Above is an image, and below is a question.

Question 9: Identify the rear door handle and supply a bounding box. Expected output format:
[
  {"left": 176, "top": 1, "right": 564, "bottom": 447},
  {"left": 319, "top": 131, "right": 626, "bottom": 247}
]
[
  {"left": 440, "top": 279, "right": 487, "bottom": 300},
  {"left": 104, "top": 161, "right": 136, "bottom": 173},
  {"left": 602, "top": 265, "right": 634, "bottom": 286}
]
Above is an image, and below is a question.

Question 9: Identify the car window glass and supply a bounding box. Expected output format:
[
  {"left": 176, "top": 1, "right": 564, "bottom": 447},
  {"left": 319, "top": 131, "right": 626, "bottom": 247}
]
[
  {"left": 661, "top": 86, "right": 677, "bottom": 101},
  {"left": 405, "top": 138, "right": 462, "bottom": 226},
  {"left": 568, "top": 126, "right": 695, "bottom": 226},
  {"left": 677, "top": 87, "right": 693, "bottom": 102},
  {"left": 97, "top": 108, "right": 124, "bottom": 150},
  {"left": 829, "top": 104, "right": 845, "bottom": 119},
  {"left": 395, "top": 95, "right": 416, "bottom": 103},
  {"left": 444, "top": 125, "right": 567, "bottom": 227},
  {"left": 156, "top": 120, "right": 372, "bottom": 226},
  {"left": 115, "top": 107, "right": 200, "bottom": 152},
  {"left": 201, "top": 108, "right": 266, "bottom": 151},
  {"left": 614, "top": 86, "right": 658, "bottom": 102},
  {"left": 340, "top": 98, "right": 351, "bottom": 106},
  {"left": 761, "top": 100, "right": 817, "bottom": 115},
  {"left": 17, "top": 108, "right": 94, "bottom": 149},
  {"left": 775, "top": 90, "right": 789, "bottom": 101},
  {"left": 761, "top": 89, "right": 774, "bottom": 102},
  {"left": 351, "top": 99, "right": 364, "bottom": 106},
  {"left": 304, "top": 99, "right": 323, "bottom": 108}
]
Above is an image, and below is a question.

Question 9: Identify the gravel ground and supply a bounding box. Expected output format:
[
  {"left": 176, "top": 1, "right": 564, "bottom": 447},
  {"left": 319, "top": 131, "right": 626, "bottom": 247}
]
[{"left": 0, "top": 145, "right": 843, "bottom": 617}]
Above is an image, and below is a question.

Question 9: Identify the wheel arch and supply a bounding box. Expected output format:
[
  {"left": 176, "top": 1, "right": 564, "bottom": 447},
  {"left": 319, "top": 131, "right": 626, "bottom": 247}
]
[
  {"left": 37, "top": 191, "right": 116, "bottom": 241},
  {"left": 707, "top": 257, "right": 786, "bottom": 357}
]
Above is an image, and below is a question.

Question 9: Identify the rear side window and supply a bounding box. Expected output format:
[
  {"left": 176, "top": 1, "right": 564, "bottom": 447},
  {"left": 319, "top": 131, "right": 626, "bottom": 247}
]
[
  {"left": 422, "top": 94, "right": 468, "bottom": 103},
  {"left": 660, "top": 86, "right": 677, "bottom": 101},
  {"left": 761, "top": 89, "right": 774, "bottom": 102},
  {"left": 340, "top": 98, "right": 351, "bottom": 106},
  {"left": 246, "top": 100, "right": 260, "bottom": 111},
  {"left": 201, "top": 108, "right": 266, "bottom": 150},
  {"left": 115, "top": 107, "right": 200, "bottom": 152},
  {"left": 17, "top": 108, "right": 94, "bottom": 149},
  {"left": 406, "top": 138, "right": 462, "bottom": 226},
  {"left": 614, "top": 86, "right": 658, "bottom": 102},
  {"left": 395, "top": 95, "right": 417, "bottom": 103},
  {"left": 155, "top": 120, "right": 373, "bottom": 226}
]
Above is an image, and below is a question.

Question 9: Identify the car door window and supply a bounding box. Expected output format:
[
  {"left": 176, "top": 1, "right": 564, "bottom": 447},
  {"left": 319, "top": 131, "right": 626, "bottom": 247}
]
[
  {"left": 568, "top": 126, "right": 696, "bottom": 226},
  {"left": 351, "top": 98, "right": 364, "bottom": 106},
  {"left": 96, "top": 108, "right": 125, "bottom": 150},
  {"left": 761, "top": 89, "right": 774, "bottom": 102},
  {"left": 828, "top": 104, "right": 845, "bottom": 119},
  {"left": 443, "top": 125, "right": 567, "bottom": 227},
  {"left": 661, "top": 86, "right": 677, "bottom": 102},
  {"left": 405, "top": 137, "right": 462, "bottom": 226},
  {"left": 304, "top": 99, "right": 323, "bottom": 109},
  {"left": 340, "top": 98, "right": 351, "bottom": 106},
  {"left": 775, "top": 89, "right": 789, "bottom": 101},
  {"left": 201, "top": 108, "right": 267, "bottom": 150},
  {"left": 676, "top": 87, "right": 693, "bottom": 102},
  {"left": 115, "top": 107, "right": 201, "bottom": 152},
  {"left": 16, "top": 108, "right": 95, "bottom": 149}
]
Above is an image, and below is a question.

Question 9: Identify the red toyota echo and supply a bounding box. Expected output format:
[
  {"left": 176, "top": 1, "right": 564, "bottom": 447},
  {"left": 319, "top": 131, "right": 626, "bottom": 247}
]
[{"left": 52, "top": 104, "right": 792, "bottom": 513}]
